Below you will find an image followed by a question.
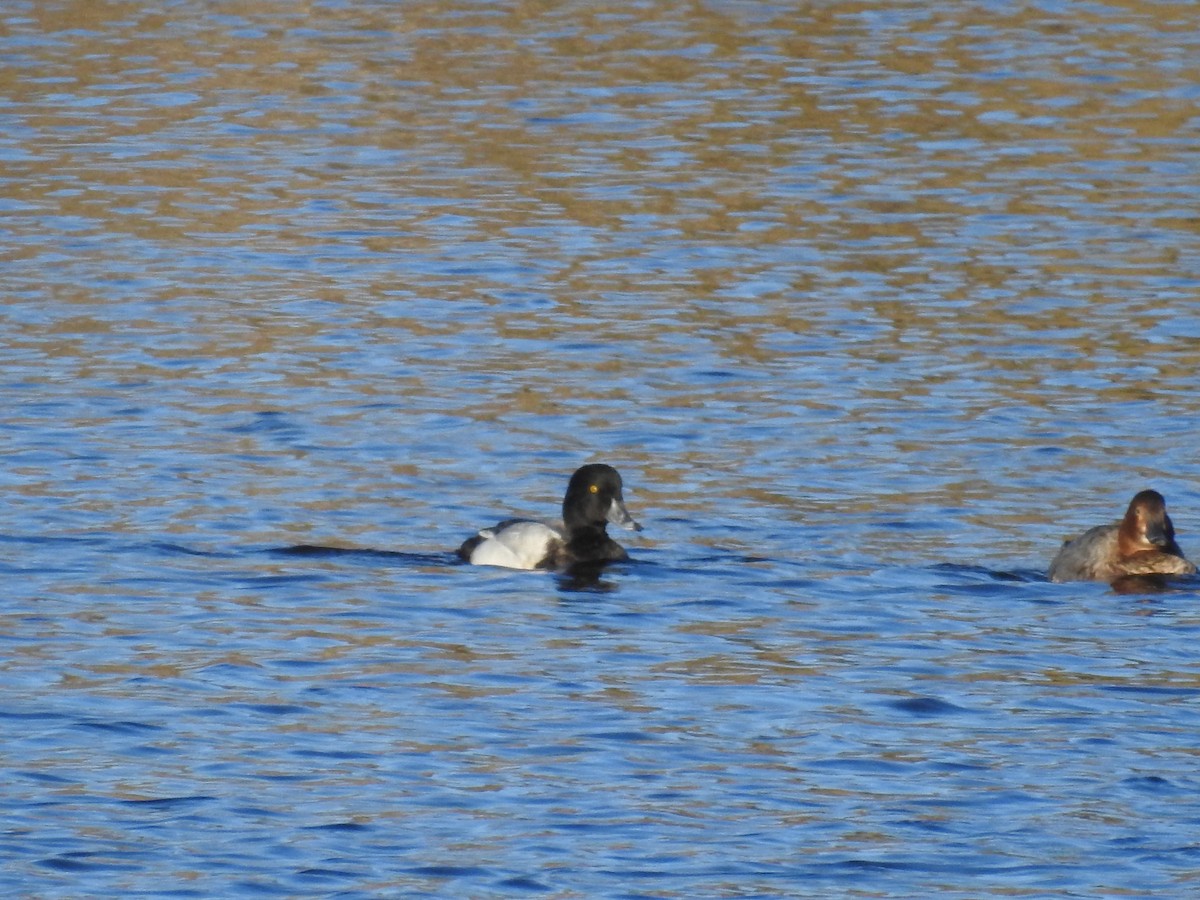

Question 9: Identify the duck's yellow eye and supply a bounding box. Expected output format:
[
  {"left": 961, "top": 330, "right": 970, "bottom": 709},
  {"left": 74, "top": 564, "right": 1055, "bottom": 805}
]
[{"left": 589, "top": 484, "right": 599, "bottom": 494}]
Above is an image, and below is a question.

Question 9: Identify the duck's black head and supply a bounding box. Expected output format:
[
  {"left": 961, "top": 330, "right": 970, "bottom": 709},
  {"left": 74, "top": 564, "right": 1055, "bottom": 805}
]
[{"left": 562, "top": 464, "right": 641, "bottom": 534}]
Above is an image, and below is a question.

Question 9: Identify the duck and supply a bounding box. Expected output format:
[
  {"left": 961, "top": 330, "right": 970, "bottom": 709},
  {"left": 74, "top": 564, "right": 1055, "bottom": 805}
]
[
  {"left": 1048, "top": 489, "right": 1196, "bottom": 583},
  {"left": 457, "top": 463, "right": 642, "bottom": 571}
]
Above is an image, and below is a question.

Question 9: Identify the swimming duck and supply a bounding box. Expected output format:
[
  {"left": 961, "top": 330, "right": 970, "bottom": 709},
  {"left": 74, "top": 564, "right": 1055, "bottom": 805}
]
[
  {"left": 458, "top": 464, "right": 641, "bottom": 570},
  {"left": 1048, "top": 489, "right": 1196, "bottom": 583}
]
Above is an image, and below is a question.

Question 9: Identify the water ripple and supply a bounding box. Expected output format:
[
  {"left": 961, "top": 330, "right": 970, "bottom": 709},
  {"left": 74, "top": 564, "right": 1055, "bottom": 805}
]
[{"left": 3, "top": 2, "right": 1200, "bottom": 897}]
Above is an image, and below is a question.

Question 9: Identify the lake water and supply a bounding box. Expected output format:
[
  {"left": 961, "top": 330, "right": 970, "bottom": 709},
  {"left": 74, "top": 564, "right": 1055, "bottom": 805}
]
[{"left": 3, "top": 1, "right": 1200, "bottom": 896}]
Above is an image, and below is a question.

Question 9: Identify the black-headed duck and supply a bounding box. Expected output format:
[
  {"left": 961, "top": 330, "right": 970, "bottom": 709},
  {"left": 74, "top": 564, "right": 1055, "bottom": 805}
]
[{"left": 458, "top": 464, "right": 641, "bottom": 571}]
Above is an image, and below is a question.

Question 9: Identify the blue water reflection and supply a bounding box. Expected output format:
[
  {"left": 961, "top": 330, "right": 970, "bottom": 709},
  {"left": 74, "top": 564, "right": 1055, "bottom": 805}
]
[{"left": 4, "top": 0, "right": 1200, "bottom": 897}]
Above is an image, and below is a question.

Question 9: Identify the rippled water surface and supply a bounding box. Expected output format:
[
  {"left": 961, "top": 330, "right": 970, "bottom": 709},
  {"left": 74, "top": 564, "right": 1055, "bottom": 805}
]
[{"left": 4, "top": 1, "right": 1200, "bottom": 896}]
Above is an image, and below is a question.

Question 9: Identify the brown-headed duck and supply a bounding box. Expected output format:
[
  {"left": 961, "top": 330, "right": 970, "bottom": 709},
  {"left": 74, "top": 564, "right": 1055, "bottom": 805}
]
[
  {"left": 1048, "top": 489, "right": 1196, "bottom": 583},
  {"left": 457, "top": 464, "right": 641, "bottom": 570}
]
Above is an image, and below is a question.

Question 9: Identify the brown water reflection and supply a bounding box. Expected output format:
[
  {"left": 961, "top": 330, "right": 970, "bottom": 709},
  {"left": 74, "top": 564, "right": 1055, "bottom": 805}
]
[{"left": 3, "top": 6, "right": 1200, "bottom": 893}]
